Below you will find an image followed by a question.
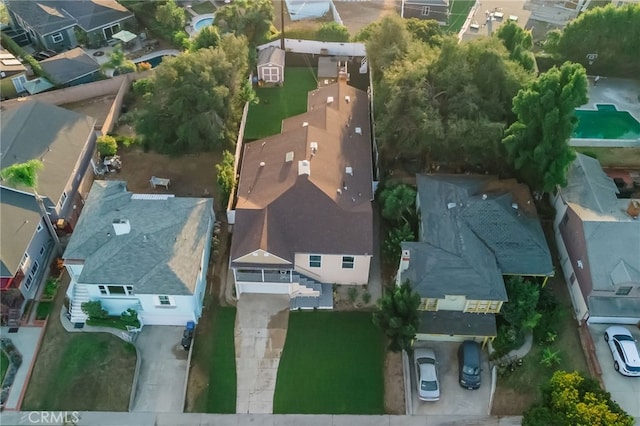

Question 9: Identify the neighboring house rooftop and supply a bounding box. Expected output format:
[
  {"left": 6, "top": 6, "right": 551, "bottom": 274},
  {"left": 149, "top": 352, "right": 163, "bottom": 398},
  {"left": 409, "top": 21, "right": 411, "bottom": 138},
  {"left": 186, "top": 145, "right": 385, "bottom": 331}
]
[
  {"left": 6, "top": 0, "right": 132, "bottom": 35},
  {"left": 257, "top": 46, "right": 284, "bottom": 66},
  {"left": 416, "top": 174, "right": 553, "bottom": 276},
  {"left": 561, "top": 153, "right": 620, "bottom": 214},
  {"left": 0, "top": 49, "right": 27, "bottom": 75},
  {"left": 0, "top": 188, "right": 42, "bottom": 277},
  {"left": 0, "top": 101, "right": 96, "bottom": 204},
  {"left": 63, "top": 181, "right": 213, "bottom": 295},
  {"left": 231, "top": 81, "right": 373, "bottom": 263},
  {"left": 40, "top": 47, "right": 100, "bottom": 85}
]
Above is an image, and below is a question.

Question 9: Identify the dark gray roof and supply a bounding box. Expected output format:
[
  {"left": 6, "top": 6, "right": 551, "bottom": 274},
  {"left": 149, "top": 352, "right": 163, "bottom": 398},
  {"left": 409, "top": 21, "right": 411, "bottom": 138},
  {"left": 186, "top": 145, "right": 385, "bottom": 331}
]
[
  {"left": 0, "top": 101, "right": 96, "bottom": 204},
  {"left": 0, "top": 188, "right": 42, "bottom": 277},
  {"left": 401, "top": 242, "right": 507, "bottom": 301},
  {"left": 40, "top": 48, "right": 100, "bottom": 84},
  {"left": 6, "top": 0, "right": 132, "bottom": 35},
  {"left": 561, "top": 153, "right": 619, "bottom": 213},
  {"left": 588, "top": 296, "right": 640, "bottom": 319},
  {"left": 416, "top": 174, "right": 553, "bottom": 276},
  {"left": 63, "top": 181, "right": 214, "bottom": 295},
  {"left": 318, "top": 56, "right": 338, "bottom": 79},
  {"left": 257, "top": 46, "right": 284, "bottom": 67},
  {"left": 418, "top": 311, "right": 497, "bottom": 338}
]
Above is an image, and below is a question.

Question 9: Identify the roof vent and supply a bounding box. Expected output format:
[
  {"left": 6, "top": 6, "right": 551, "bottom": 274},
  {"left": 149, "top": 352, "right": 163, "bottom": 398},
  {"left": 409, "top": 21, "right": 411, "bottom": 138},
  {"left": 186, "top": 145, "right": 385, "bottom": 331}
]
[
  {"left": 112, "top": 219, "right": 131, "bottom": 235},
  {"left": 512, "top": 203, "right": 518, "bottom": 210},
  {"left": 285, "top": 151, "right": 294, "bottom": 162},
  {"left": 345, "top": 166, "right": 353, "bottom": 176},
  {"left": 310, "top": 142, "right": 318, "bottom": 153},
  {"left": 577, "top": 260, "right": 584, "bottom": 269},
  {"left": 327, "top": 96, "right": 334, "bottom": 104},
  {"left": 345, "top": 96, "right": 350, "bottom": 103},
  {"left": 298, "top": 160, "right": 311, "bottom": 176},
  {"left": 337, "top": 188, "right": 342, "bottom": 195},
  {"left": 482, "top": 194, "right": 488, "bottom": 200},
  {"left": 355, "top": 127, "right": 362, "bottom": 135},
  {"left": 259, "top": 161, "right": 266, "bottom": 167},
  {"left": 627, "top": 200, "right": 640, "bottom": 219},
  {"left": 447, "top": 202, "right": 457, "bottom": 209},
  {"left": 302, "top": 122, "right": 308, "bottom": 127}
]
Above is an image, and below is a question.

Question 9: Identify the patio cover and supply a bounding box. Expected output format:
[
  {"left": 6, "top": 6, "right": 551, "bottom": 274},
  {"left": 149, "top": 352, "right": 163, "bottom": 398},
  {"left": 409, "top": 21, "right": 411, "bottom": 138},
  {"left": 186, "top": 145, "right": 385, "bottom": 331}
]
[
  {"left": 23, "top": 77, "right": 54, "bottom": 94},
  {"left": 112, "top": 30, "right": 136, "bottom": 43}
]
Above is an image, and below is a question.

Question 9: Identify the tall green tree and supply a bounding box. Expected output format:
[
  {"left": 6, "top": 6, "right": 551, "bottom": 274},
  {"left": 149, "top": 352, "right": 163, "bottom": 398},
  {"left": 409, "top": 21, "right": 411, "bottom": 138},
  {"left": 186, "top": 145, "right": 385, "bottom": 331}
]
[
  {"left": 495, "top": 21, "right": 535, "bottom": 71},
  {"left": 405, "top": 18, "right": 444, "bottom": 47},
  {"left": 215, "top": 150, "right": 236, "bottom": 207},
  {"left": 0, "top": 160, "right": 43, "bottom": 188},
  {"left": 155, "top": 0, "right": 186, "bottom": 31},
  {"left": 316, "top": 22, "right": 350, "bottom": 42},
  {"left": 523, "top": 371, "right": 634, "bottom": 426},
  {"left": 373, "top": 281, "right": 421, "bottom": 353},
  {"left": 214, "top": 0, "right": 274, "bottom": 48},
  {"left": 503, "top": 62, "right": 588, "bottom": 192},
  {"left": 364, "top": 15, "right": 413, "bottom": 80},
  {"left": 135, "top": 35, "right": 249, "bottom": 154},
  {"left": 379, "top": 184, "right": 417, "bottom": 225},
  {"left": 383, "top": 223, "right": 415, "bottom": 264},
  {"left": 502, "top": 276, "right": 541, "bottom": 336},
  {"left": 544, "top": 3, "right": 640, "bottom": 77},
  {"left": 190, "top": 26, "right": 221, "bottom": 51}
]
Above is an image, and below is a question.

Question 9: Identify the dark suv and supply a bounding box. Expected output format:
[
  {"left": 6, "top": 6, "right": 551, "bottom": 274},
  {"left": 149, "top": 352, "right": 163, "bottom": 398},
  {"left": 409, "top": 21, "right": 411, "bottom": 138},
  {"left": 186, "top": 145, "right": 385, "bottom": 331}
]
[{"left": 458, "top": 340, "right": 481, "bottom": 390}]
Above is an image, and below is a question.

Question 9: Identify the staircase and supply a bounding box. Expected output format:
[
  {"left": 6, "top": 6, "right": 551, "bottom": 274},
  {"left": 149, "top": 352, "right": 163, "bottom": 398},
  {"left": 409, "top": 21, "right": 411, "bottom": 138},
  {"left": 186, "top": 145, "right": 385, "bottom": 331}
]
[
  {"left": 69, "top": 283, "right": 89, "bottom": 324},
  {"left": 7, "top": 309, "right": 21, "bottom": 329},
  {"left": 290, "top": 272, "right": 333, "bottom": 310}
]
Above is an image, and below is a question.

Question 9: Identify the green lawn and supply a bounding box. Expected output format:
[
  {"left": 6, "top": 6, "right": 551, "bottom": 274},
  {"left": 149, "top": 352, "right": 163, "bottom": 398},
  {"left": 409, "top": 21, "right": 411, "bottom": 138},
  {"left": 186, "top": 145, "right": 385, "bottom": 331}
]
[
  {"left": 0, "top": 350, "right": 9, "bottom": 384},
  {"left": 274, "top": 311, "right": 385, "bottom": 414},
  {"left": 244, "top": 67, "right": 318, "bottom": 140},
  {"left": 191, "top": 1, "right": 216, "bottom": 15},
  {"left": 188, "top": 303, "right": 237, "bottom": 413},
  {"left": 575, "top": 147, "right": 640, "bottom": 168},
  {"left": 446, "top": 0, "right": 476, "bottom": 34}
]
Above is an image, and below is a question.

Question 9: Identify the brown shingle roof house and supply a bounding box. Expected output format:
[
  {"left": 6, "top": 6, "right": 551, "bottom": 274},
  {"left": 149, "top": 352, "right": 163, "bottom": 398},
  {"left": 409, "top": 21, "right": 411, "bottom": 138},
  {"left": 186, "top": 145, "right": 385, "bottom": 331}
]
[{"left": 230, "top": 81, "right": 374, "bottom": 309}]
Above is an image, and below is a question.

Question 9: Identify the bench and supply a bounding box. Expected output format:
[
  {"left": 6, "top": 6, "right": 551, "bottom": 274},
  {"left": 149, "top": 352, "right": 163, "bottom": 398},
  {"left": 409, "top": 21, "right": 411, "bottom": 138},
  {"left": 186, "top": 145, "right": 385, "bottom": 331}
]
[{"left": 150, "top": 176, "right": 170, "bottom": 189}]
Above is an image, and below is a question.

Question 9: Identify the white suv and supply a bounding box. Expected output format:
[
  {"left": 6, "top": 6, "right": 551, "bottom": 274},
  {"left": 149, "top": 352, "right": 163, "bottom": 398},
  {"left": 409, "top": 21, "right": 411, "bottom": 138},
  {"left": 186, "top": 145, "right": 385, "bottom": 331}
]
[{"left": 604, "top": 326, "right": 640, "bottom": 377}]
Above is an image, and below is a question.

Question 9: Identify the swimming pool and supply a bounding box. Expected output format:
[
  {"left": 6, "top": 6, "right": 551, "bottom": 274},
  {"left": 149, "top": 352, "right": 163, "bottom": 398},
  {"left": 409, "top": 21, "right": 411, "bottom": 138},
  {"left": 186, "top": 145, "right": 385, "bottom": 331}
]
[
  {"left": 193, "top": 16, "right": 214, "bottom": 32},
  {"left": 573, "top": 104, "right": 640, "bottom": 140}
]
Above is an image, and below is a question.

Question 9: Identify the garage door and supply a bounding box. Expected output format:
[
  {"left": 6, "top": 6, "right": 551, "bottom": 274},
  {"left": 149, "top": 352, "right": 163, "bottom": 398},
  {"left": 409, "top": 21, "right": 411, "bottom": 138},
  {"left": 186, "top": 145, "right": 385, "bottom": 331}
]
[
  {"left": 140, "top": 312, "right": 195, "bottom": 326},
  {"left": 416, "top": 334, "right": 484, "bottom": 343}
]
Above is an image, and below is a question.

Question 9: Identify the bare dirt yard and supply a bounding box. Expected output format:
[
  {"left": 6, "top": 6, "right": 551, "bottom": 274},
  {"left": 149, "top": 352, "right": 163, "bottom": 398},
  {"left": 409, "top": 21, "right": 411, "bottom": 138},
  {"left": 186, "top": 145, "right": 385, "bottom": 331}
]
[
  {"left": 333, "top": 0, "right": 399, "bottom": 35},
  {"left": 384, "top": 351, "right": 405, "bottom": 414}
]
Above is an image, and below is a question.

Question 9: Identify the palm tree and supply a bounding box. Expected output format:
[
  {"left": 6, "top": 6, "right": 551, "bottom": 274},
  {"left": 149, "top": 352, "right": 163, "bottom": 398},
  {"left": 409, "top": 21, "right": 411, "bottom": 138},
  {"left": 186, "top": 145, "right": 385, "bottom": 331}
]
[{"left": 1, "top": 160, "right": 60, "bottom": 247}]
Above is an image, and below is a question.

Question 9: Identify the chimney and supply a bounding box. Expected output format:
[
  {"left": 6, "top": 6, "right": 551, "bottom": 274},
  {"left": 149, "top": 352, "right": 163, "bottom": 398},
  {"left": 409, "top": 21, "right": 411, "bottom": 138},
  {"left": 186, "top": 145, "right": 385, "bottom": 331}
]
[
  {"left": 627, "top": 200, "right": 640, "bottom": 219},
  {"left": 285, "top": 151, "right": 294, "bottom": 162},
  {"left": 112, "top": 219, "right": 131, "bottom": 235},
  {"left": 399, "top": 249, "right": 411, "bottom": 273},
  {"left": 298, "top": 160, "right": 311, "bottom": 176}
]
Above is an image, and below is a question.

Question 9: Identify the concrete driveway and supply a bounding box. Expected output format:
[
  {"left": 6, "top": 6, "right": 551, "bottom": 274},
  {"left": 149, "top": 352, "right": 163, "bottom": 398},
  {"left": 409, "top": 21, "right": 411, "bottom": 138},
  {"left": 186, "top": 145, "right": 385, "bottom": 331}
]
[
  {"left": 131, "top": 326, "right": 189, "bottom": 412},
  {"left": 235, "top": 294, "right": 290, "bottom": 414},
  {"left": 410, "top": 342, "right": 492, "bottom": 416},
  {"left": 589, "top": 324, "right": 640, "bottom": 419}
]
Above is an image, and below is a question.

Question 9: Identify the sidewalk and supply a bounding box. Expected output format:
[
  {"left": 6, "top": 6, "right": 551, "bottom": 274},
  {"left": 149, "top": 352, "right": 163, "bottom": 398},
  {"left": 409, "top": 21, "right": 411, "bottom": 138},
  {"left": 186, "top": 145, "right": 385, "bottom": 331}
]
[{"left": 0, "top": 411, "right": 524, "bottom": 426}]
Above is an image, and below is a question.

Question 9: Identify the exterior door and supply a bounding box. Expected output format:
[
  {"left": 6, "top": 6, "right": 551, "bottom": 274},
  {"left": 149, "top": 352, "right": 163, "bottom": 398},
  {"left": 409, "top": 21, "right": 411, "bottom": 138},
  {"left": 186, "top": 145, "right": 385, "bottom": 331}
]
[{"left": 12, "top": 75, "right": 27, "bottom": 93}]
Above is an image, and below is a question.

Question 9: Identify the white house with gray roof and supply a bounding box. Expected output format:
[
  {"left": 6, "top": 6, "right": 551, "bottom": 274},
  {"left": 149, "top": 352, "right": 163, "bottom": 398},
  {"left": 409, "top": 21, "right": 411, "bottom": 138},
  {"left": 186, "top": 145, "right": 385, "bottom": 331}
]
[
  {"left": 63, "top": 181, "right": 214, "bottom": 326},
  {"left": 553, "top": 153, "right": 640, "bottom": 325}
]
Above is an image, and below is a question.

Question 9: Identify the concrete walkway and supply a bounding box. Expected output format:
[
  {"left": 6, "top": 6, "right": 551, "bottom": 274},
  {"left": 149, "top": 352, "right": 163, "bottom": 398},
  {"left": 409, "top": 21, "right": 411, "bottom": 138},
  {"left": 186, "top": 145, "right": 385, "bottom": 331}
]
[
  {"left": 0, "top": 326, "right": 44, "bottom": 410},
  {"left": 235, "top": 294, "right": 290, "bottom": 414},
  {"left": 0, "top": 411, "right": 524, "bottom": 425}
]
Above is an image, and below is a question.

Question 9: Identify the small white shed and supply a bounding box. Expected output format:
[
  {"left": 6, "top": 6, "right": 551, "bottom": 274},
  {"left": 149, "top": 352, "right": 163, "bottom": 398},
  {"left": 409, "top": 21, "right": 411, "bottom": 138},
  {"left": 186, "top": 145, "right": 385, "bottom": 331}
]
[{"left": 257, "top": 46, "right": 285, "bottom": 84}]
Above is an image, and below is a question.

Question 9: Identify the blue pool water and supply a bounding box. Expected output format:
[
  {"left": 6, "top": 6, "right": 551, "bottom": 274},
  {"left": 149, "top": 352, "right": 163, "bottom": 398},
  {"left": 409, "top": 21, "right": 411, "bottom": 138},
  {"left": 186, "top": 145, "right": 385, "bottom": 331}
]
[
  {"left": 194, "top": 17, "right": 214, "bottom": 31},
  {"left": 573, "top": 104, "right": 640, "bottom": 140}
]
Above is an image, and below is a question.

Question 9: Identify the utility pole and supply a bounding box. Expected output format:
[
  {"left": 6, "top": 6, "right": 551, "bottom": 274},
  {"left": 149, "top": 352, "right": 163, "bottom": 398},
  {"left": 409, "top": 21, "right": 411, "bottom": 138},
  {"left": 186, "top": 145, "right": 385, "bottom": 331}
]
[{"left": 280, "top": 0, "right": 285, "bottom": 50}]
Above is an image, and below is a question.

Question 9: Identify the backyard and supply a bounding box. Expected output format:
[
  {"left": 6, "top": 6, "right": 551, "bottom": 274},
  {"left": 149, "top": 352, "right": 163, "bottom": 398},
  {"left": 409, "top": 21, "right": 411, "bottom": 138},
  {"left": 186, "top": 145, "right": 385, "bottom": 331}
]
[
  {"left": 190, "top": 1, "right": 216, "bottom": 15},
  {"left": 446, "top": 0, "right": 475, "bottom": 33},
  {"left": 244, "top": 67, "right": 318, "bottom": 140},
  {"left": 273, "top": 311, "right": 385, "bottom": 414},
  {"left": 185, "top": 300, "right": 237, "bottom": 413},
  {"left": 21, "top": 273, "right": 137, "bottom": 411}
]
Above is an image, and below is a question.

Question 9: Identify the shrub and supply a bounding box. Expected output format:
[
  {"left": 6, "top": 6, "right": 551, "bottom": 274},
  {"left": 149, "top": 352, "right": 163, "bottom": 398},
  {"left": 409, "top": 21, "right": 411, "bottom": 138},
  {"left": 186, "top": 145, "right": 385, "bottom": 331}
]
[
  {"left": 81, "top": 300, "right": 108, "bottom": 319},
  {"left": 137, "top": 61, "right": 152, "bottom": 72},
  {"left": 132, "top": 77, "right": 154, "bottom": 96},
  {"left": 540, "top": 347, "right": 561, "bottom": 367},
  {"left": 97, "top": 135, "right": 118, "bottom": 157},
  {"left": 492, "top": 325, "right": 520, "bottom": 357},
  {"left": 316, "top": 22, "right": 350, "bottom": 42},
  {"left": 112, "top": 134, "right": 138, "bottom": 148},
  {"left": 42, "top": 278, "right": 59, "bottom": 299},
  {"left": 347, "top": 286, "right": 358, "bottom": 303},
  {"left": 362, "top": 291, "right": 372, "bottom": 304},
  {"left": 120, "top": 308, "right": 139, "bottom": 327}
]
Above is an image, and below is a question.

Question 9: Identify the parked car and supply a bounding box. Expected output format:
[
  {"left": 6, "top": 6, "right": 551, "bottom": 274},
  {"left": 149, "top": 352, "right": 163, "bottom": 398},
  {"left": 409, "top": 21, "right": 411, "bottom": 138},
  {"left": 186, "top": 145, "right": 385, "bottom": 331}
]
[
  {"left": 414, "top": 348, "right": 440, "bottom": 401},
  {"left": 458, "top": 341, "right": 481, "bottom": 389},
  {"left": 604, "top": 326, "right": 640, "bottom": 377}
]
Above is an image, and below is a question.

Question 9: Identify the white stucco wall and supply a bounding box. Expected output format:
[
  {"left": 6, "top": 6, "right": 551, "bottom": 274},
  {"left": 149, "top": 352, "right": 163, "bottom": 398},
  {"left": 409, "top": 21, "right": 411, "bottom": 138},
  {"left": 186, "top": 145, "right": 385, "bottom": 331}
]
[
  {"left": 236, "top": 282, "right": 292, "bottom": 295},
  {"left": 436, "top": 295, "right": 467, "bottom": 311},
  {"left": 137, "top": 294, "right": 197, "bottom": 326},
  {"left": 294, "top": 253, "right": 371, "bottom": 285}
]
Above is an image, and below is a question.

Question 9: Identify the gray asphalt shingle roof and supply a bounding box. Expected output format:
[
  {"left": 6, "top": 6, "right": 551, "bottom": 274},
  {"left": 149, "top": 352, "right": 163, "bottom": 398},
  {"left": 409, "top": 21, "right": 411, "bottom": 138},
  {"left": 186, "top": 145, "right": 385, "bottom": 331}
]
[
  {"left": 40, "top": 48, "right": 100, "bottom": 84},
  {"left": 63, "top": 181, "right": 214, "bottom": 295},
  {"left": 0, "top": 188, "right": 42, "bottom": 277}
]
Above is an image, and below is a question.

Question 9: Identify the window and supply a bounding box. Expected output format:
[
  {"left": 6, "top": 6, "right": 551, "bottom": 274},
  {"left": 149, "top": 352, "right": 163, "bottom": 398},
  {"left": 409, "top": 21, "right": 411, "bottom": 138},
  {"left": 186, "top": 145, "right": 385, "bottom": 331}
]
[
  {"left": 569, "top": 272, "right": 576, "bottom": 283},
  {"left": 616, "top": 286, "right": 632, "bottom": 296},
  {"left": 20, "top": 253, "right": 29, "bottom": 269},
  {"left": 59, "top": 191, "right": 68, "bottom": 207},
  {"left": 12, "top": 75, "right": 27, "bottom": 93},
  {"left": 262, "top": 67, "right": 279, "bottom": 82},
  {"left": 99, "top": 285, "right": 108, "bottom": 295},
  {"left": 30, "top": 261, "right": 39, "bottom": 277},
  {"left": 51, "top": 32, "right": 63, "bottom": 43},
  {"left": 39, "top": 245, "right": 45, "bottom": 256},
  {"left": 157, "top": 295, "right": 174, "bottom": 306},
  {"left": 309, "top": 255, "right": 321, "bottom": 268},
  {"left": 36, "top": 223, "right": 43, "bottom": 232},
  {"left": 421, "top": 6, "right": 430, "bottom": 15},
  {"left": 465, "top": 300, "right": 501, "bottom": 313},
  {"left": 103, "top": 23, "right": 121, "bottom": 40},
  {"left": 126, "top": 286, "right": 134, "bottom": 295},
  {"left": 342, "top": 256, "right": 354, "bottom": 269},
  {"left": 24, "top": 276, "right": 33, "bottom": 290},
  {"left": 108, "top": 285, "right": 126, "bottom": 294}
]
